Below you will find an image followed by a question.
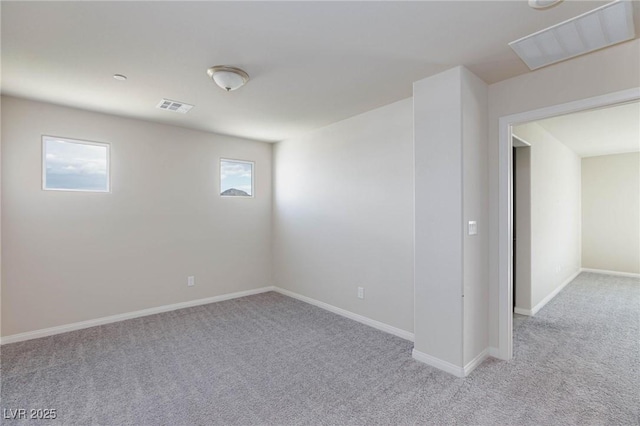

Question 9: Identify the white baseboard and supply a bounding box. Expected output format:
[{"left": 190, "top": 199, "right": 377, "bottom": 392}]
[
  {"left": 515, "top": 269, "right": 581, "bottom": 318},
  {"left": 1, "top": 286, "right": 276, "bottom": 345},
  {"left": 272, "top": 287, "right": 415, "bottom": 342},
  {"left": 2, "top": 285, "right": 416, "bottom": 346},
  {"left": 581, "top": 268, "right": 640, "bottom": 279},
  {"left": 513, "top": 307, "right": 533, "bottom": 316},
  {"left": 531, "top": 269, "right": 581, "bottom": 315},
  {"left": 488, "top": 347, "right": 501, "bottom": 359},
  {"left": 513, "top": 268, "right": 632, "bottom": 318},
  {"left": 412, "top": 349, "right": 464, "bottom": 377},
  {"left": 463, "top": 348, "right": 489, "bottom": 376},
  {"left": 411, "top": 348, "right": 490, "bottom": 378}
]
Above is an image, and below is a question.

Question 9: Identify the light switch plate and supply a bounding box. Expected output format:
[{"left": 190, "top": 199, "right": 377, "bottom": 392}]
[{"left": 468, "top": 221, "right": 477, "bottom": 236}]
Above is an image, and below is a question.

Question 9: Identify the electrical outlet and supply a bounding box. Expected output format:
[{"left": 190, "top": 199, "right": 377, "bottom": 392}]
[
  {"left": 187, "top": 276, "right": 195, "bottom": 287},
  {"left": 357, "top": 287, "right": 365, "bottom": 299}
]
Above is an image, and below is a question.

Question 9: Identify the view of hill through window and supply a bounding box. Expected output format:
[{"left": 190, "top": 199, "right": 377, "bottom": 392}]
[{"left": 220, "top": 159, "right": 253, "bottom": 197}]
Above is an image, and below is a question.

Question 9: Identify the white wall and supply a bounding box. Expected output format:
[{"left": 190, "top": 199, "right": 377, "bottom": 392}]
[
  {"left": 272, "top": 98, "right": 414, "bottom": 333},
  {"left": 413, "top": 66, "right": 488, "bottom": 371},
  {"left": 513, "top": 123, "right": 581, "bottom": 310},
  {"left": 1, "top": 96, "right": 273, "bottom": 337},
  {"left": 414, "top": 68, "right": 464, "bottom": 365},
  {"left": 461, "top": 68, "right": 489, "bottom": 366},
  {"left": 582, "top": 152, "right": 640, "bottom": 274},
  {"left": 488, "top": 38, "right": 640, "bottom": 348}
]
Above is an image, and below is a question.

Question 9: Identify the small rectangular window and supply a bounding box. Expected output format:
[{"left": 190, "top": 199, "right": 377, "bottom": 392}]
[
  {"left": 43, "top": 136, "right": 110, "bottom": 192},
  {"left": 220, "top": 159, "right": 253, "bottom": 197}
]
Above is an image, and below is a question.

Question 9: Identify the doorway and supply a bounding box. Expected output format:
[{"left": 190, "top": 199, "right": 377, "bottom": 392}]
[
  {"left": 496, "top": 87, "right": 640, "bottom": 361},
  {"left": 511, "top": 136, "right": 531, "bottom": 327}
]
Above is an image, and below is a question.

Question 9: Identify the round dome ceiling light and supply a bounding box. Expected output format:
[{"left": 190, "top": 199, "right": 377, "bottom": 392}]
[
  {"left": 528, "top": 0, "right": 563, "bottom": 9},
  {"left": 207, "top": 66, "right": 250, "bottom": 92},
  {"left": 113, "top": 74, "right": 128, "bottom": 81}
]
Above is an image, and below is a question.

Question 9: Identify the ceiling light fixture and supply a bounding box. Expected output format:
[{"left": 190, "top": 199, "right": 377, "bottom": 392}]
[
  {"left": 113, "top": 74, "right": 127, "bottom": 81},
  {"left": 528, "top": 0, "right": 564, "bottom": 10},
  {"left": 207, "top": 66, "right": 249, "bottom": 92}
]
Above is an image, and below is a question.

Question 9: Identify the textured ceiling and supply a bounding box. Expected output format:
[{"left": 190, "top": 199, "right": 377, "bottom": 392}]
[{"left": 2, "top": 1, "right": 636, "bottom": 142}]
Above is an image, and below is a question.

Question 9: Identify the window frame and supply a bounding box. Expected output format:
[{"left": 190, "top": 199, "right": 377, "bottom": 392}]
[
  {"left": 219, "top": 158, "right": 255, "bottom": 198},
  {"left": 42, "top": 135, "right": 111, "bottom": 193}
]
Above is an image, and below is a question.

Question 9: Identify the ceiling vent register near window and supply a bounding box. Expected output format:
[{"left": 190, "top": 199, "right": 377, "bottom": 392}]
[
  {"left": 509, "top": 0, "right": 635, "bottom": 70},
  {"left": 156, "top": 99, "right": 194, "bottom": 114}
]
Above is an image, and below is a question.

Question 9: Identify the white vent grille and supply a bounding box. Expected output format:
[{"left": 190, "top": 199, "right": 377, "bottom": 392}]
[
  {"left": 156, "top": 99, "right": 194, "bottom": 114},
  {"left": 509, "top": 0, "right": 635, "bottom": 70}
]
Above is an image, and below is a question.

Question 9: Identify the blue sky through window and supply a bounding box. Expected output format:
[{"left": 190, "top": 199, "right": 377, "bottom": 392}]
[
  {"left": 44, "top": 137, "right": 109, "bottom": 191},
  {"left": 220, "top": 160, "right": 252, "bottom": 196}
]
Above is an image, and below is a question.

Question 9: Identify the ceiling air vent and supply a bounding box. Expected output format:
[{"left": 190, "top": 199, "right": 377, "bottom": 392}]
[
  {"left": 509, "top": 0, "right": 635, "bottom": 70},
  {"left": 156, "top": 99, "right": 194, "bottom": 114}
]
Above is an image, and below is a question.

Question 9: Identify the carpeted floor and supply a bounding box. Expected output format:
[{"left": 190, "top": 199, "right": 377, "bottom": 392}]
[{"left": 1, "top": 272, "right": 638, "bottom": 425}]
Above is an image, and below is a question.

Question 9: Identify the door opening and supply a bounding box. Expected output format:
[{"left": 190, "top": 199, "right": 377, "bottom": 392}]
[{"left": 496, "top": 88, "right": 640, "bottom": 361}]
